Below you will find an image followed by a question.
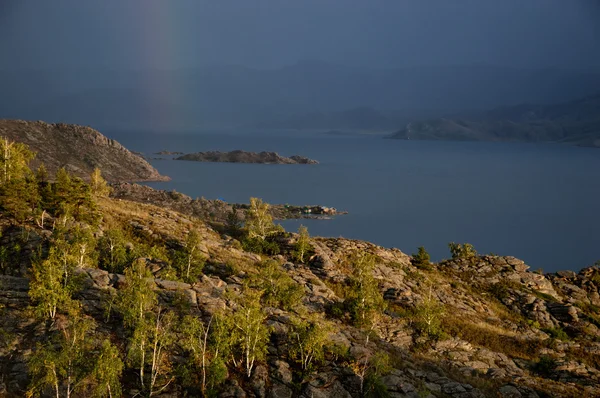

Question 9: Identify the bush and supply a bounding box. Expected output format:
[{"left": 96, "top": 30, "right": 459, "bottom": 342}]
[
  {"left": 249, "top": 260, "right": 304, "bottom": 310},
  {"left": 411, "top": 246, "right": 432, "bottom": 270},
  {"left": 448, "top": 242, "right": 477, "bottom": 260},
  {"left": 534, "top": 355, "right": 557, "bottom": 375},
  {"left": 541, "top": 327, "right": 570, "bottom": 341},
  {"left": 241, "top": 236, "right": 281, "bottom": 255}
]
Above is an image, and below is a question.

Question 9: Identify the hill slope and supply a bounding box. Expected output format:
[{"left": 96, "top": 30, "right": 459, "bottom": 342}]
[
  {"left": 389, "top": 94, "right": 600, "bottom": 146},
  {"left": 1, "top": 191, "right": 600, "bottom": 397},
  {"left": 0, "top": 119, "right": 168, "bottom": 181}
]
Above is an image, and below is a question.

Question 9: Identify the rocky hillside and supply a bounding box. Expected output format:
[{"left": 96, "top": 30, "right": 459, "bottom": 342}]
[
  {"left": 175, "top": 150, "right": 318, "bottom": 164},
  {"left": 1, "top": 190, "right": 600, "bottom": 397},
  {"left": 0, "top": 119, "right": 169, "bottom": 181},
  {"left": 389, "top": 94, "right": 600, "bottom": 147}
]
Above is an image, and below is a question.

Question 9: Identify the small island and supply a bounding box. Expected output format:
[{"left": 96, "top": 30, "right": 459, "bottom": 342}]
[
  {"left": 154, "top": 150, "right": 184, "bottom": 155},
  {"left": 175, "top": 150, "right": 318, "bottom": 164}
]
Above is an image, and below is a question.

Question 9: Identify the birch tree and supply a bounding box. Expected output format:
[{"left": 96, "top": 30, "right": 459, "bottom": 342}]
[
  {"left": 230, "top": 290, "right": 270, "bottom": 378},
  {"left": 173, "top": 230, "right": 205, "bottom": 283},
  {"left": 244, "top": 197, "right": 281, "bottom": 241}
]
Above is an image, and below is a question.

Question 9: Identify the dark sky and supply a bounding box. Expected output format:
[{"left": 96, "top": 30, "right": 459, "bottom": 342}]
[{"left": 1, "top": 0, "right": 599, "bottom": 70}]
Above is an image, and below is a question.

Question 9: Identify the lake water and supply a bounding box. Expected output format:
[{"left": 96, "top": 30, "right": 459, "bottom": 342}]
[{"left": 113, "top": 130, "right": 600, "bottom": 273}]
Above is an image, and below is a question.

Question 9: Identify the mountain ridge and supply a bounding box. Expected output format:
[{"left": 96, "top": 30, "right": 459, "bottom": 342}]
[
  {"left": 389, "top": 94, "right": 600, "bottom": 146},
  {"left": 0, "top": 119, "right": 169, "bottom": 181}
]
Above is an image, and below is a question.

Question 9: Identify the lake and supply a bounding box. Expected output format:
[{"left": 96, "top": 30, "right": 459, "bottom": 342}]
[{"left": 113, "top": 130, "right": 600, "bottom": 273}]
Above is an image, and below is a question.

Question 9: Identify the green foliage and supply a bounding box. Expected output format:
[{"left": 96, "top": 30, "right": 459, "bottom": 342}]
[
  {"left": 28, "top": 241, "right": 82, "bottom": 320},
  {"left": 412, "top": 286, "right": 445, "bottom": 340},
  {"left": 172, "top": 230, "right": 205, "bottom": 283},
  {"left": 448, "top": 242, "right": 478, "bottom": 260},
  {"left": 532, "top": 290, "right": 559, "bottom": 303},
  {"left": 127, "top": 307, "right": 177, "bottom": 395},
  {"left": 241, "top": 236, "right": 281, "bottom": 255},
  {"left": 0, "top": 175, "right": 40, "bottom": 222},
  {"left": 364, "top": 352, "right": 392, "bottom": 398},
  {"left": 90, "top": 167, "right": 111, "bottom": 198},
  {"left": 115, "top": 259, "right": 157, "bottom": 329},
  {"left": 229, "top": 289, "right": 271, "bottom": 378},
  {"left": 411, "top": 246, "right": 432, "bottom": 270},
  {"left": 98, "top": 229, "right": 130, "bottom": 273},
  {"left": 225, "top": 205, "right": 243, "bottom": 237},
  {"left": 351, "top": 351, "right": 392, "bottom": 397},
  {"left": 179, "top": 313, "right": 230, "bottom": 395},
  {"left": 487, "top": 280, "right": 521, "bottom": 301},
  {"left": 42, "top": 168, "right": 101, "bottom": 225},
  {"left": 344, "top": 253, "right": 386, "bottom": 336},
  {"left": 289, "top": 314, "right": 331, "bottom": 373},
  {"left": 27, "top": 312, "right": 96, "bottom": 398},
  {"left": 244, "top": 197, "right": 282, "bottom": 241},
  {"left": 249, "top": 260, "right": 305, "bottom": 310},
  {"left": 0, "top": 136, "right": 35, "bottom": 184},
  {"left": 542, "top": 327, "right": 570, "bottom": 341},
  {"left": 92, "top": 339, "right": 124, "bottom": 398},
  {"left": 292, "top": 225, "right": 312, "bottom": 264},
  {"left": 534, "top": 355, "right": 557, "bottom": 376}
]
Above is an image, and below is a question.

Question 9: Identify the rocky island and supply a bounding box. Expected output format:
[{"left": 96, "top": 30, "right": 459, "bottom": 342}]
[
  {"left": 154, "top": 150, "right": 184, "bottom": 155},
  {"left": 175, "top": 150, "right": 319, "bottom": 164}
]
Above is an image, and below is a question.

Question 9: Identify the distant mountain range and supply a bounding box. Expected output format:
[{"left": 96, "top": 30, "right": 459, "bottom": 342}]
[
  {"left": 388, "top": 94, "right": 600, "bottom": 147},
  {"left": 2, "top": 62, "right": 600, "bottom": 131}
]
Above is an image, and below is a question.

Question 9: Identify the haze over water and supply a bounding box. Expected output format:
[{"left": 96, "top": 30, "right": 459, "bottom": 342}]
[{"left": 115, "top": 131, "right": 600, "bottom": 273}]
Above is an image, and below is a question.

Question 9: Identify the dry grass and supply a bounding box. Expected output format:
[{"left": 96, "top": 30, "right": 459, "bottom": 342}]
[{"left": 442, "top": 316, "right": 544, "bottom": 360}]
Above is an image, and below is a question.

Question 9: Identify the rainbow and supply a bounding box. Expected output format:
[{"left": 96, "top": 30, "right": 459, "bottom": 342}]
[{"left": 135, "top": 1, "right": 185, "bottom": 132}]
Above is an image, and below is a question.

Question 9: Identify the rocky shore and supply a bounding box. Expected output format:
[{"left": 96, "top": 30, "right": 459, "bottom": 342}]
[
  {"left": 109, "top": 182, "right": 346, "bottom": 225},
  {"left": 175, "top": 150, "right": 319, "bottom": 164}
]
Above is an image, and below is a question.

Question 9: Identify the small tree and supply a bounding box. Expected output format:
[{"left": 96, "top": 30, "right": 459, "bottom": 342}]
[
  {"left": 90, "top": 168, "right": 111, "bottom": 198},
  {"left": 244, "top": 197, "right": 281, "bottom": 241},
  {"left": 289, "top": 314, "right": 331, "bottom": 373},
  {"left": 127, "top": 307, "right": 176, "bottom": 395},
  {"left": 448, "top": 242, "right": 477, "bottom": 260},
  {"left": 0, "top": 137, "right": 35, "bottom": 184},
  {"left": 292, "top": 225, "right": 312, "bottom": 263},
  {"left": 98, "top": 229, "right": 129, "bottom": 274},
  {"left": 0, "top": 174, "right": 40, "bottom": 222},
  {"left": 180, "top": 313, "right": 230, "bottom": 395},
  {"left": 225, "top": 205, "right": 243, "bottom": 236},
  {"left": 230, "top": 289, "right": 270, "bottom": 378},
  {"left": 71, "top": 225, "right": 97, "bottom": 269},
  {"left": 351, "top": 351, "right": 392, "bottom": 397},
  {"left": 27, "top": 312, "right": 96, "bottom": 398},
  {"left": 345, "top": 253, "right": 386, "bottom": 343},
  {"left": 116, "top": 259, "right": 157, "bottom": 329},
  {"left": 413, "top": 285, "right": 445, "bottom": 340},
  {"left": 411, "top": 246, "right": 432, "bottom": 270},
  {"left": 92, "top": 339, "right": 123, "bottom": 398},
  {"left": 173, "top": 230, "right": 205, "bottom": 283},
  {"left": 249, "top": 260, "right": 305, "bottom": 310},
  {"left": 29, "top": 246, "right": 77, "bottom": 320}
]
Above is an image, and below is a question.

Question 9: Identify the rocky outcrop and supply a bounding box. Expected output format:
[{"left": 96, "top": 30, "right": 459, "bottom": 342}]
[
  {"left": 0, "top": 119, "right": 169, "bottom": 182},
  {"left": 110, "top": 182, "right": 346, "bottom": 223},
  {"left": 175, "top": 150, "right": 318, "bottom": 164}
]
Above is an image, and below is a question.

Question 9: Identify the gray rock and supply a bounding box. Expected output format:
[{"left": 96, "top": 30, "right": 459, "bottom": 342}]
[
  {"left": 271, "top": 360, "right": 293, "bottom": 384},
  {"left": 499, "top": 385, "right": 522, "bottom": 398}
]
